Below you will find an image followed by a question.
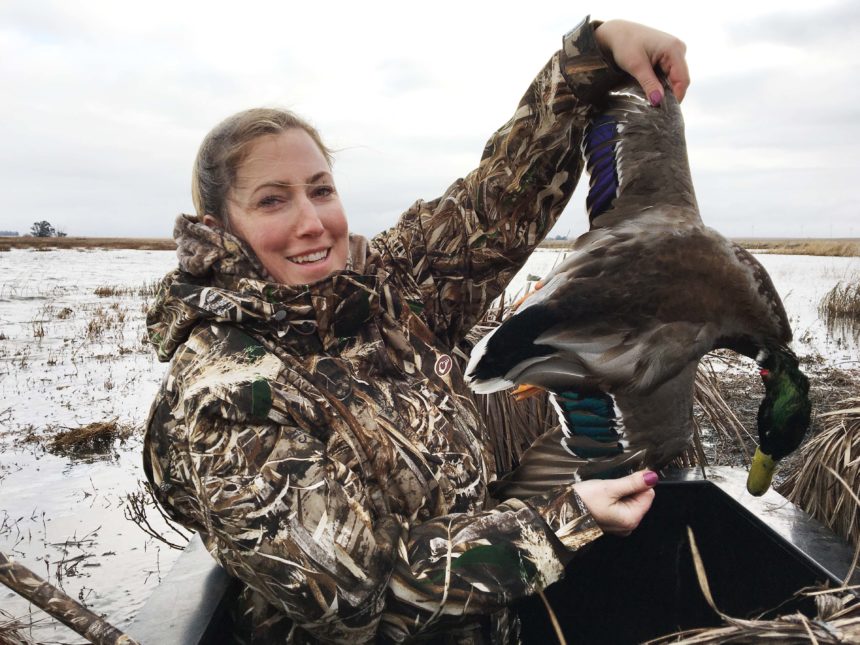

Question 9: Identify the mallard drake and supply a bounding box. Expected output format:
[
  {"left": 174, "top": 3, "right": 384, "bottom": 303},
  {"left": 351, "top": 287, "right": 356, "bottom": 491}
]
[{"left": 464, "top": 78, "right": 811, "bottom": 497}]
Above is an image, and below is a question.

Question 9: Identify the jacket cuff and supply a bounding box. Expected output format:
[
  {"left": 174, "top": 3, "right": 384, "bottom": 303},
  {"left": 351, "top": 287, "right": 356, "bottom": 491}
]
[
  {"left": 526, "top": 484, "right": 603, "bottom": 560},
  {"left": 560, "top": 16, "right": 627, "bottom": 106}
]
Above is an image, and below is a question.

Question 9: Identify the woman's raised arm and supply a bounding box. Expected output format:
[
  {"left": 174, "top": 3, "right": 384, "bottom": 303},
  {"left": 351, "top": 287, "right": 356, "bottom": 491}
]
[{"left": 373, "top": 17, "right": 689, "bottom": 348}]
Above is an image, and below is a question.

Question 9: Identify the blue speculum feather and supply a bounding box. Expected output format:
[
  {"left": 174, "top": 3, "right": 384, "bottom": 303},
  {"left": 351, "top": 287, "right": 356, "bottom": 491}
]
[
  {"left": 584, "top": 115, "right": 619, "bottom": 221},
  {"left": 556, "top": 391, "right": 623, "bottom": 458},
  {"left": 585, "top": 115, "right": 616, "bottom": 146}
]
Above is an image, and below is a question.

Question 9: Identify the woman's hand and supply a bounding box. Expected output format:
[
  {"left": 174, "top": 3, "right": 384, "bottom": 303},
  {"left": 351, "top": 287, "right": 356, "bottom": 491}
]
[
  {"left": 594, "top": 20, "right": 689, "bottom": 106},
  {"left": 573, "top": 470, "right": 658, "bottom": 536}
]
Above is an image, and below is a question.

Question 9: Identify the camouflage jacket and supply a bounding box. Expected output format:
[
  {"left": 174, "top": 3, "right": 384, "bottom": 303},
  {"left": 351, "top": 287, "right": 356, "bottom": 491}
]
[{"left": 145, "top": 17, "right": 623, "bottom": 644}]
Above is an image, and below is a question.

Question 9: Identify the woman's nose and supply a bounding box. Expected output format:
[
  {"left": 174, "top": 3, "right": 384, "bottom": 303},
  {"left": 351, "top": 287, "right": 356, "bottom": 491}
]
[{"left": 294, "top": 197, "right": 325, "bottom": 237}]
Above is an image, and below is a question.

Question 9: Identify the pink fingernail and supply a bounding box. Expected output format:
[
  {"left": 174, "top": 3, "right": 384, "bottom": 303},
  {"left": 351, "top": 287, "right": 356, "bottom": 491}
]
[
  {"left": 644, "top": 471, "right": 659, "bottom": 487},
  {"left": 649, "top": 90, "right": 662, "bottom": 106}
]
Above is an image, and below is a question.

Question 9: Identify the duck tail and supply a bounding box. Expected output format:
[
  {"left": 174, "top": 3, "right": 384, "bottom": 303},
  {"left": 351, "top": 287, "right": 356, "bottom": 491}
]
[{"left": 464, "top": 302, "right": 560, "bottom": 393}]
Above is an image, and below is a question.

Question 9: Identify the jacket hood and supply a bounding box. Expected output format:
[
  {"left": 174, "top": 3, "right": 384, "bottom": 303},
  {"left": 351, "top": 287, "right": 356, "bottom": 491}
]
[{"left": 147, "top": 214, "right": 377, "bottom": 361}]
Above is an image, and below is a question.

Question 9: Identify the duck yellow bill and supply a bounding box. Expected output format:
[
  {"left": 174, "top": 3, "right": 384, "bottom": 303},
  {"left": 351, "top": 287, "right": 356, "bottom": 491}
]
[{"left": 746, "top": 447, "right": 776, "bottom": 496}]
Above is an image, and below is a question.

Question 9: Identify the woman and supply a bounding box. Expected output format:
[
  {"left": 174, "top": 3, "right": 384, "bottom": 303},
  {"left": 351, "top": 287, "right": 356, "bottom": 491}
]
[{"left": 144, "top": 17, "right": 689, "bottom": 643}]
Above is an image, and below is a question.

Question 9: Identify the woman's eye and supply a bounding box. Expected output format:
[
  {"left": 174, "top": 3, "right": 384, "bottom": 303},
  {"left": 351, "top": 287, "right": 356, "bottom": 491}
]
[
  {"left": 312, "top": 185, "right": 335, "bottom": 198},
  {"left": 257, "top": 195, "right": 284, "bottom": 209}
]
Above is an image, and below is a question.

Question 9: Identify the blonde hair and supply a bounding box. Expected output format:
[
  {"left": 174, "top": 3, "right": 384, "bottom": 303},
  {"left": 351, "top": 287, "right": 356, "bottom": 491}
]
[{"left": 191, "top": 108, "right": 333, "bottom": 226}]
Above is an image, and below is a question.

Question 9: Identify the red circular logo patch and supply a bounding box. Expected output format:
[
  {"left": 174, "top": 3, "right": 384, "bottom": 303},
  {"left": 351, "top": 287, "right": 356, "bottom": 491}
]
[{"left": 434, "top": 354, "right": 453, "bottom": 377}]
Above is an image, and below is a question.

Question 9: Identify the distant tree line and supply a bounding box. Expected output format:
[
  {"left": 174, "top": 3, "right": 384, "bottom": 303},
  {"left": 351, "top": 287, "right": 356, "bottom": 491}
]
[
  {"left": 0, "top": 230, "right": 19, "bottom": 237},
  {"left": 29, "top": 221, "right": 67, "bottom": 237}
]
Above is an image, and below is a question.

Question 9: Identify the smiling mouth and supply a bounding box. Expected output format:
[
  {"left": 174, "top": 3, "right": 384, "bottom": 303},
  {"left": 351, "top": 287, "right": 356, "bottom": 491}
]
[{"left": 288, "top": 249, "right": 329, "bottom": 264}]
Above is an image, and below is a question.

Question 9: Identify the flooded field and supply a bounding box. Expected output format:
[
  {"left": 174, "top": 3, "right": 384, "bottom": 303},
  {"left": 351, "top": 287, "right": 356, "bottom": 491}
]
[
  {"left": 0, "top": 247, "right": 858, "bottom": 642},
  {"left": 0, "top": 248, "right": 180, "bottom": 642}
]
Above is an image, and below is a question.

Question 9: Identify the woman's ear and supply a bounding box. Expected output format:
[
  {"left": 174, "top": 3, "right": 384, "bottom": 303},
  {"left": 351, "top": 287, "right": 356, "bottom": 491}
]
[{"left": 202, "top": 214, "right": 221, "bottom": 229}]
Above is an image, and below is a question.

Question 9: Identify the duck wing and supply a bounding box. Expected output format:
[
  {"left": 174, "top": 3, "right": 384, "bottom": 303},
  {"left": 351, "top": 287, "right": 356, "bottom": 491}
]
[
  {"left": 716, "top": 243, "right": 793, "bottom": 352},
  {"left": 490, "top": 363, "right": 698, "bottom": 498},
  {"left": 581, "top": 77, "right": 791, "bottom": 350},
  {"left": 465, "top": 76, "right": 715, "bottom": 396},
  {"left": 583, "top": 76, "right": 700, "bottom": 229},
  {"left": 465, "top": 249, "right": 720, "bottom": 396}
]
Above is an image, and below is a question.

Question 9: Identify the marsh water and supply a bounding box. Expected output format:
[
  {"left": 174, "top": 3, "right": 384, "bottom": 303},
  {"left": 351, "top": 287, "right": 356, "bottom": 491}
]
[{"left": 0, "top": 247, "right": 857, "bottom": 642}]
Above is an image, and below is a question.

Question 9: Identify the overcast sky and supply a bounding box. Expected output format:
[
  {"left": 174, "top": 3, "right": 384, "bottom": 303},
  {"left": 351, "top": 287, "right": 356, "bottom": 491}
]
[{"left": 1, "top": 0, "right": 858, "bottom": 240}]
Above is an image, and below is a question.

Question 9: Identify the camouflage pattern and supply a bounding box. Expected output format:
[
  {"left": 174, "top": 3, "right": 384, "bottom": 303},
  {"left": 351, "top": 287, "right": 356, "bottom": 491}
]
[
  {"left": 0, "top": 552, "right": 139, "bottom": 645},
  {"left": 144, "top": 17, "right": 622, "bottom": 644}
]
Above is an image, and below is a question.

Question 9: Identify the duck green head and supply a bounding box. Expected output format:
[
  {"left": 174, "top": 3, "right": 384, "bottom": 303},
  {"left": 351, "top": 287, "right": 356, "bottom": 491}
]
[{"left": 747, "top": 347, "right": 811, "bottom": 496}]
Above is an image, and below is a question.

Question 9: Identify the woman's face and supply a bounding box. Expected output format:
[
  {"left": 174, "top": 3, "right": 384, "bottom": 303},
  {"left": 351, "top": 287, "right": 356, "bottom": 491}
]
[{"left": 210, "top": 129, "right": 349, "bottom": 286}]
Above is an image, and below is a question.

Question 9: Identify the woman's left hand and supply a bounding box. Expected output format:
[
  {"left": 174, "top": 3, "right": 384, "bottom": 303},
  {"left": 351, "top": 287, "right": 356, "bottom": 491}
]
[
  {"left": 573, "top": 469, "right": 658, "bottom": 536},
  {"left": 594, "top": 20, "right": 690, "bottom": 106}
]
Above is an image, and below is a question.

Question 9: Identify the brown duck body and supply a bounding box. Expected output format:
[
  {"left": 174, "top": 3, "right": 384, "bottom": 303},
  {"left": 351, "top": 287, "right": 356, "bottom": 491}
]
[{"left": 466, "top": 79, "right": 797, "bottom": 488}]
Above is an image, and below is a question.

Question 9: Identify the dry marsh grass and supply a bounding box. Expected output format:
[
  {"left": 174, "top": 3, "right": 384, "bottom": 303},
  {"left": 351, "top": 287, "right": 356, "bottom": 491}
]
[
  {"left": 49, "top": 419, "right": 134, "bottom": 456},
  {"left": 736, "top": 238, "right": 860, "bottom": 257},
  {"left": 6, "top": 235, "right": 856, "bottom": 256},
  {"left": 780, "top": 399, "right": 860, "bottom": 549},
  {"left": 85, "top": 315, "right": 105, "bottom": 340},
  {"left": 539, "top": 238, "right": 860, "bottom": 257},
  {"left": 692, "top": 358, "right": 756, "bottom": 466},
  {"left": 82, "top": 305, "right": 129, "bottom": 341},
  {"left": 646, "top": 587, "right": 860, "bottom": 644},
  {"left": 820, "top": 281, "right": 860, "bottom": 326},
  {"left": 0, "top": 236, "right": 175, "bottom": 250},
  {"left": 94, "top": 285, "right": 128, "bottom": 297},
  {"left": 31, "top": 320, "right": 45, "bottom": 339},
  {"left": 0, "top": 608, "right": 37, "bottom": 644},
  {"left": 95, "top": 280, "right": 161, "bottom": 298},
  {"left": 138, "top": 278, "right": 161, "bottom": 298}
]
